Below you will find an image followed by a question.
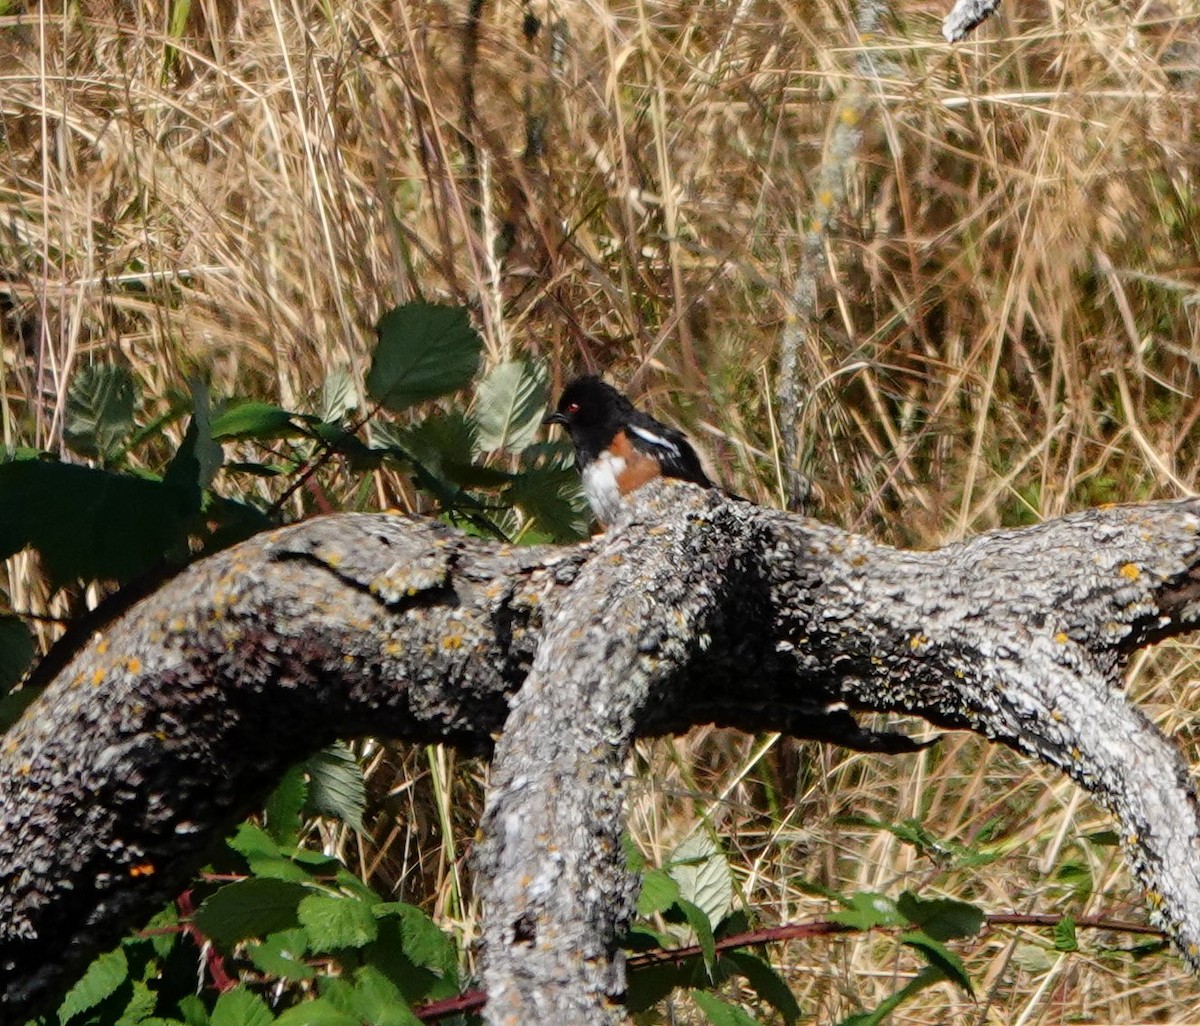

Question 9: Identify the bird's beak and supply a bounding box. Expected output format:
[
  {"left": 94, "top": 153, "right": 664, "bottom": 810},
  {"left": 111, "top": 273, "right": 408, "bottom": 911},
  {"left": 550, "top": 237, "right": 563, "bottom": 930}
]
[{"left": 542, "top": 411, "right": 568, "bottom": 427}]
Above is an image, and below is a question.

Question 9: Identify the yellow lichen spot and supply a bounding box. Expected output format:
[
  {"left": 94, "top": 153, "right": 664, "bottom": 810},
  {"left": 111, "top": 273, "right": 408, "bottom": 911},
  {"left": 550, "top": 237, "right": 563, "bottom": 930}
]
[
  {"left": 1128, "top": 832, "right": 1140, "bottom": 846},
  {"left": 324, "top": 551, "right": 342, "bottom": 568},
  {"left": 1051, "top": 709, "right": 1063, "bottom": 722},
  {"left": 1054, "top": 631, "right": 1069, "bottom": 644},
  {"left": 1119, "top": 563, "right": 1141, "bottom": 580},
  {"left": 442, "top": 634, "right": 463, "bottom": 651},
  {"left": 126, "top": 657, "right": 142, "bottom": 674},
  {"left": 1189, "top": 943, "right": 1199, "bottom": 958},
  {"left": 850, "top": 554, "right": 867, "bottom": 567},
  {"left": 129, "top": 862, "right": 155, "bottom": 878},
  {"left": 343, "top": 654, "right": 355, "bottom": 665},
  {"left": 840, "top": 106, "right": 861, "bottom": 127},
  {"left": 92, "top": 668, "right": 105, "bottom": 687},
  {"left": 1070, "top": 746, "right": 1082, "bottom": 761},
  {"left": 384, "top": 641, "right": 404, "bottom": 657},
  {"left": 2, "top": 738, "right": 17, "bottom": 755},
  {"left": 170, "top": 618, "right": 186, "bottom": 633},
  {"left": 96, "top": 638, "right": 109, "bottom": 655},
  {"left": 155, "top": 731, "right": 168, "bottom": 742},
  {"left": 909, "top": 634, "right": 929, "bottom": 651},
  {"left": 816, "top": 188, "right": 835, "bottom": 209},
  {"left": 1148, "top": 890, "right": 1164, "bottom": 908},
  {"left": 18, "top": 762, "right": 31, "bottom": 776}
]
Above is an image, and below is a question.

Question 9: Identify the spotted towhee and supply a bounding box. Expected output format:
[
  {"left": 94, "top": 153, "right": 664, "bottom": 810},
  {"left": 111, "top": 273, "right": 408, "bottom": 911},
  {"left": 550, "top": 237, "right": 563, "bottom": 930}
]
[{"left": 543, "top": 375, "right": 713, "bottom": 523}]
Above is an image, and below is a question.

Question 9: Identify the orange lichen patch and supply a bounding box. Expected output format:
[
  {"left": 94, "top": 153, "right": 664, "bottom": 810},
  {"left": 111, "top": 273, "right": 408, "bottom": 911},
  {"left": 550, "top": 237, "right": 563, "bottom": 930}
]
[
  {"left": 18, "top": 762, "right": 31, "bottom": 775},
  {"left": 126, "top": 657, "right": 142, "bottom": 674},
  {"left": 442, "top": 634, "right": 464, "bottom": 650},
  {"left": 129, "top": 862, "right": 155, "bottom": 878},
  {"left": 96, "top": 638, "right": 109, "bottom": 655},
  {"left": 1119, "top": 563, "right": 1141, "bottom": 580},
  {"left": 170, "top": 618, "right": 186, "bottom": 633},
  {"left": 92, "top": 669, "right": 105, "bottom": 687},
  {"left": 908, "top": 633, "right": 929, "bottom": 651},
  {"left": 1054, "top": 631, "right": 1069, "bottom": 644},
  {"left": 383, "top": 641, "right": 404, "bottom": 657}
]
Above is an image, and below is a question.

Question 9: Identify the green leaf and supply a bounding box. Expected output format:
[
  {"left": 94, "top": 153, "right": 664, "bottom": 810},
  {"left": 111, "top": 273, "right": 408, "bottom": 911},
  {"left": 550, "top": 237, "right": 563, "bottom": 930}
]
[
  {"left": 626, "top": 960, "right": 691, "bottom": 1013},
  {"left": 178, "top": 994, "right": 210, "bottom": 1026},
  {"left": 668, "top": 834, "right": 733, "bottom": 929},
  {"left": 273, "top": 998, "right": 361, "bottom": 1026},
  {"left": 298, "top": 892, "right": 379, "bottom": 951},
  {"left": 896, "top": 892, "right": 984, "bottom": 941},
  {"left": 164, "top": 381, "right": 224, "bottom": 495},
  {"left": 830, "top": 891, "right": 906, "bottom": 931},
  {"left": 64, "top": 364, "right": 139, "bottom": 462},
  {"left": 637, "top": 869, "right": 682, "bottom": 917},
  {"left": 342, "top": 967, "right": 422, "bottom": 1026},
  {"left": 210, "top": 987, "right": 275, "bottom": 1026},
  {"left": 473, "top": 359, "right": 549, "bottom": 453},
  {"left": 210, "top": 401, "right": 298, "bottom": 440},
  {"left": 721, "top": 951, "right": 801, "bottom": 1025},
  {"left": 901, "top": 931, "right": 974, "bottom": 996},
  {"left": 505, "top": 447, "right": 588, "bottom": 542},
  {"left": 59, "top": 947, "right": 129, "bottom": 1022},
  {"left": 0, "top": 681, "right": 42, "bottom": 732},
  {"left": 691, "top": 990, "right": 761, "bottom": 1026},
  {"left": 1053, "top": 914, "right": 1079, "bottom": 952},
  {"left": 303, "top": 742, "right": 366, "bottom": 832},
  {"left": 117, "top": 978, "right": 157, "bottom": 1025},
  {"left": 265, "top": 765, "right": 309, "bottom": 847},
  {"left": 0, "top": 458, "right": 196, "bottom": 585},
  {"left": 248, "top": 927, "right": 314, "bottom": 982},
  {"left": 192, "top": 878, "right": 308, "bottom": 949},
  {"left": 318, "top": 367, "right": 359, "bottom": 422},
  {"left": 373, "top": 902, "right": 457, "bottom": 977},
  {"left": 367, "top": 303, "right": 482, "bottom": 412},
  {"left": 835, "top": 966, "right": 944, "bottom": 1026},
  {"left": 675, "top": 897, "right": 717, "bottom": 975},
  {"left": 0, "top": 614, "right": 34, "bottom": 694}
]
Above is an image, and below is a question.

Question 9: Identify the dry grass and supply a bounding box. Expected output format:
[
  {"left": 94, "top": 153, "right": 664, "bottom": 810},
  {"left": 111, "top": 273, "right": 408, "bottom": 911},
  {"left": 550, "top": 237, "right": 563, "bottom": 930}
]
[{"left": 4, "top": 0, "right": 1200, "bottom": 1020}]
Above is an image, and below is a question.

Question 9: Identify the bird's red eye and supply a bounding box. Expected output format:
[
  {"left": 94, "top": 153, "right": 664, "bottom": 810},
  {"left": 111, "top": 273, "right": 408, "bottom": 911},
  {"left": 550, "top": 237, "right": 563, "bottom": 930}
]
[{"left": 566, "top": 401, "right": 580, "bottom": 414}]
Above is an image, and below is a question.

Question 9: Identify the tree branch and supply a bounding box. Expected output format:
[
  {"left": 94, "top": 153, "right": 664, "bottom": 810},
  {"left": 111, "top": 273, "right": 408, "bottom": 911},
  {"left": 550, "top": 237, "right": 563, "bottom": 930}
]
[{"left": 4, "top": 488, "right": 1200, "bottom": 1022}]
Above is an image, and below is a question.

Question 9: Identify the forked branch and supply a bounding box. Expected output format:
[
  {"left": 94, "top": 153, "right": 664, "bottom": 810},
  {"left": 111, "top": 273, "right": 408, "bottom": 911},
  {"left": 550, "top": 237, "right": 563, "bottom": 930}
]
[{"left": 3, "top": 488, "right": 1200, "bottom": 1024}]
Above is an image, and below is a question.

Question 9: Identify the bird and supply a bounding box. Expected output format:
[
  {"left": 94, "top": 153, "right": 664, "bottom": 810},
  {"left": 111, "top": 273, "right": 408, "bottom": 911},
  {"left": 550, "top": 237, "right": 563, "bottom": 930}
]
[{"left": 543, "top": 375, "right": 713, "bottom": 523}]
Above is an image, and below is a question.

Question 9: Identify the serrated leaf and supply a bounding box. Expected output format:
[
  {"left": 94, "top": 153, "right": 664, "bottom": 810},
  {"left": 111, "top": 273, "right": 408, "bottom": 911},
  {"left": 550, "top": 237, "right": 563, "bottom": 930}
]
[
  {"left": 637, "top": 869, "right": 682, "bottom": 917},
  {"left": 64, "top": 364, "right": 139, "bottom": 462},
  {"left": 265, "top": 764, "right": 309, "bottom": 846},
  {"left": 248, "top": 927, "right": 314, "bottom": 982},
  {"left": 0, "top": 614, "right": 34, "bottom": 694},
  {"left": 0, "top": 459, "right": 196, "bottom": 585},
  {"left": 834, "top": 965, "right": 944, "bottom": 1026},
  {"left": 303, "top": 742, "right": 365, "bottom": 832},
  {"left": 721, "top": 951, "right": 801, "bottom": 1024},
  {"left": 675, "top": 897, "right": 717, "bottom": 974},
  {"left": 319, "top": 367, "right": 359, "bottom": 422},
  {"left": 298, "top": 892, "right": 378, "bottom": 951},
  {"left": 473, "top": 359, "right": 548, "bottom": 453},
  {"left": 117, "top": 978, "right": 156, "bottom": 1025},
  {"left": 178, "top": 994, "right": 210, "bottom": 1026},
  {"left": 59, "top": 947, "right": 129, "bottom": 1023},
  {"left": 896, "top": 892, "right": 984, "bottom": 941},
  {"left": 1053, "top": 915, "right": 1079, "bottom": 952},
  {"left": 668, "top": 834, "right": 733, "bottom": 930},
  {"left": 691, "top": 990, "right": 761, "bottom": 1026},
  {"left": 274, "top": 999, "right": 360, "bottom": 1026},
  {"left": 210, "top": 987, "right": 275, "bottom": 1026},
  {"left": 192, "top": 878, "right": 308, "bottom": 949},
  {"left": 505, "top": 452, "right": 588, "bottom": 542},
  {"left": 210, "top": 401, "right": 298, "bottom": 440},
  {"left": 901, "top": 931, "right": 973, "bottom": 996},
  {"left": 373, "top": 902, "right": 457, "bottom": 976},
  {"left": 344, "top": 966, "right": 422, "bottom": 1026},
  {"left": 366, "top": 303, "right": 482, "bottom": 413},
  {"left": 830, "top": 891, "right": 906, "bottom": 931}
]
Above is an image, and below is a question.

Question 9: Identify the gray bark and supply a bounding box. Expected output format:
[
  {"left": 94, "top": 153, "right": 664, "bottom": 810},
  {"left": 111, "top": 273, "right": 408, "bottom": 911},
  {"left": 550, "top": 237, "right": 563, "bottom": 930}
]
[{"left": 4, "top": 485, "right": 1200, "bottom": 1024}]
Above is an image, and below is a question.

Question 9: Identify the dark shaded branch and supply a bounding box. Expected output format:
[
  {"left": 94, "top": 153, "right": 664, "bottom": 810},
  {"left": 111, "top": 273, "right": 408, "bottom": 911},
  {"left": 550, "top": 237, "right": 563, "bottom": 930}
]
[{"left": 4, "top": 490, "right": 1200, "bottom": 1023}]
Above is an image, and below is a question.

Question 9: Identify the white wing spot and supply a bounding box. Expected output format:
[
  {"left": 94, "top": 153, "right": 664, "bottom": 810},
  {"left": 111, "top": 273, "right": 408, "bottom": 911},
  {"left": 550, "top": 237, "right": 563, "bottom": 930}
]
[{"left": 628, "top": 423, "right": 681, "bottom": 458}]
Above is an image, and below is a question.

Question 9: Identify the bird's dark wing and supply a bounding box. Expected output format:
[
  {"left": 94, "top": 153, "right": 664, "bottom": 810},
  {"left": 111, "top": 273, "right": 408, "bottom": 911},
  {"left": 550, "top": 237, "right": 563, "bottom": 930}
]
[{"left": 625, "top": 414, "right": 712, "bottom": 487}]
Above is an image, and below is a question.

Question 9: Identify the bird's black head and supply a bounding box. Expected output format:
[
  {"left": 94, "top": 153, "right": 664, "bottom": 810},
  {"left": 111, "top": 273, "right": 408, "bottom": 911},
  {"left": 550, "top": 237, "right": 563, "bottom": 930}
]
[{"left": 543, "top": 375, "right": 630, "bottom": 434}]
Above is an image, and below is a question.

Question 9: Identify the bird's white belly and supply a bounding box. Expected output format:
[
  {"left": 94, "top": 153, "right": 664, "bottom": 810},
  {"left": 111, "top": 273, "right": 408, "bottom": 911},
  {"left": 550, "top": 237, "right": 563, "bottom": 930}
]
[{"left": 582, "top": 454, "right": 625, "bottom": 524}]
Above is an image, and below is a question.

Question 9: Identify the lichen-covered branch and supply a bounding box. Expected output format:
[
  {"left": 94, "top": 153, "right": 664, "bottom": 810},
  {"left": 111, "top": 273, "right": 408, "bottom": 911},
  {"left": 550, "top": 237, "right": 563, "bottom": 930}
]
[
  {"left": 942, "top": 0, "right": 1002, "bottom": 41},
  {"left": 4, "top": 489, "right": 1200, "bottom": 1023}
]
